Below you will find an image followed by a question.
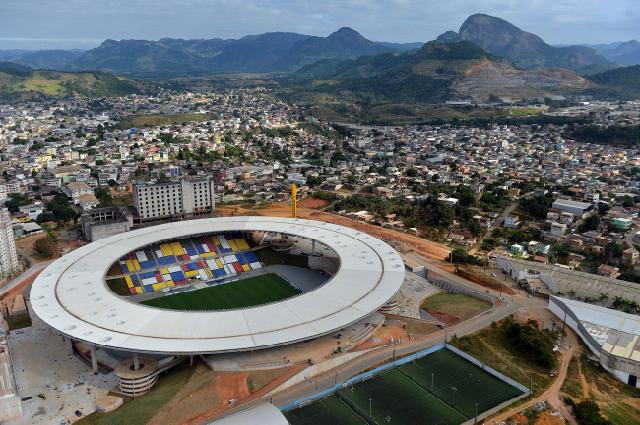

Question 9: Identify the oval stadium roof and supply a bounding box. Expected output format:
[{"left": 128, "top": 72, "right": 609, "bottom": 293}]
[{"left": 30, "top": 217, "right": 405, "bottom": 354}]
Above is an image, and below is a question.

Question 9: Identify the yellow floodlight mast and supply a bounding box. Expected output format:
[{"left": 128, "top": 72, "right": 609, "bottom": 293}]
[{"left": 291, "top": 183, "right": 297, "bottom": 219}]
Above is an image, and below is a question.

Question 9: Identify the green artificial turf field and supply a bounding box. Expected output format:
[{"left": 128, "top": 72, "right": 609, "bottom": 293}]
[
  {"left": 398, "top": 348, "right": 524, "bottom": 418},
  {"left": 140, "top": 273, "right": 300, "bottom": 311},
  {"left": 285, "top": 348, "right": 526, "bottom": 425},
  {"left": 284, "top": 396, "right": 368, "bottom": 425}
]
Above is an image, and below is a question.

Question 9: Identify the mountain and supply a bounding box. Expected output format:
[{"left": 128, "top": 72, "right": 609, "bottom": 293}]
[
  {"left": 436, "top": 31, "right": 461, "bottom": 43},
  {"left": 376, "top": 41, "right": 424, "bottom": 52},
  {"left": 0, "top": 67, "right": 143, "bottom": 102},
  {"left": 588, "top": 65, "right": 640, "bottom": 98},
  {"left": 291, "top": 40, "right": 592, "bottom": 103},
  {"left": 587, "top": 40, "right": 640, "bottom": 66},
  {"left": 64, "top": 28, "right": 408, "bottom": 76},
  {"left": 0, "top": 49, "right": 84, "bottom": 70},
  {"left": 0, "top": 61, "right": 32, "bottom": 75},
  {"left": 437, "top": 14, "right": 609, "bottom": 71}
]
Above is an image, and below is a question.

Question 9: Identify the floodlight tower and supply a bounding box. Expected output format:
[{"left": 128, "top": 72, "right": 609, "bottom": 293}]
[{"left": 291, "top": 183, "right": 297, "bottom": 219}]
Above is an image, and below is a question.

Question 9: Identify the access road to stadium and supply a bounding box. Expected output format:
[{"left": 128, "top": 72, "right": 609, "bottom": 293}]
[{"left": 269, "top": 284, "right": 546, "bottom": 409}]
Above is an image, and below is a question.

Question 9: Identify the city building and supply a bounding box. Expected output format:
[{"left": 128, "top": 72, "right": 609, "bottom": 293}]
[
  {"left": 551, "top": 199, "right": 593, "bottom": 219},
  {"left": 81, "top": 206, "right": 133, "bottom": 242},
  {"left": 133, "top": 178, "right": 215, "bottom": 224},
  {"left": 549, "top": 296, "right": 640, "bottom": 388},
  {"left": 62, "top": 181, "right": 94, "bottom": 205},
  {"left": 0, "top": 210, "right": 20, "bottom": 279}
]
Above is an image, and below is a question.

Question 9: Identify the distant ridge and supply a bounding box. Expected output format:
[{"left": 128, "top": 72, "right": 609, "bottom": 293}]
[{"left": 437, "top": 13, "right": 609, "bottom": 71}]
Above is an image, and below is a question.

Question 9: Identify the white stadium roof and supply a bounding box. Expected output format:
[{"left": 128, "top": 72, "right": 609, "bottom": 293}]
[{"left": 30, "top": 217, "right": 404, "bottom": 354}]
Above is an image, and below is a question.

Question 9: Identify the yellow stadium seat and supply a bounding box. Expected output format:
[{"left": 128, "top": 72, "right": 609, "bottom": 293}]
[
  {"left": 166, "top": 280, "right": 175, "bottom": 287},
  {"left": 228, "top": 240, "right": 239, "bottom": 252},
  {"left": 215, "top": 259, "right": 223, "bottom": 268},
  {"left": 125, "top": 259, "right": 134, "bottom": 272},
  {"left": 185, "top": 270, "right": 199, "bottom": 278},
  {"left": 124, "top": 275, "right": 134, "bottom": 288},
  {"left": 160, "top": 243, "right": 172, "bottom": 257},
  {"left": 242, "top": 264, "right": 250, "bottom": 272},
  {"left": 237, "top": 239, "right": 250, "bottom": 250},
  {"left": 133, "top": 259, "right": 141, "bottom": 271},
  {"left": 152, "top": 283, "right": 162, "bottom": 292},
  {"left": 160, "top": 267, "right": 169, "bottom": 274},
  {"left": 135, "top": 287, "right": 144, "bottom": 295},
  {"left": 205, "top": 268, "right": 213, "bottom": 278},
  {"left": 171, "top": 242, "right": 184, "bottom": 256}
]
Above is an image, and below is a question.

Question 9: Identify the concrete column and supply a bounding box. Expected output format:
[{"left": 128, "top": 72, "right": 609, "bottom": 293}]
[
  {"left": 90, "top": 345, "right": 98, "bottom": 375},
  {"left": 133, "top": 352, "right": 140, "bottom": 371},
  {"left": 64, "top": 336, "right": 73, "bottom": 355}
]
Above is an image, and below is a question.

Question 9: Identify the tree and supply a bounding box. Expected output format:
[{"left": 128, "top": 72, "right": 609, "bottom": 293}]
[
  {"left": 578, "top": 214, "right": 600, "bottom": 233},
  {"left": 572, "top": 400, "right": 611, "bottom": 425}
]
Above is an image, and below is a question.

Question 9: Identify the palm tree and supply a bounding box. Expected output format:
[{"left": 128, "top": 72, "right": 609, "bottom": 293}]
[
  {"left": 628, "top": 300, "right": 640, "bottom": 314},
  {"left": 599, "top": 292, "right": 609, "bottom": 306}
]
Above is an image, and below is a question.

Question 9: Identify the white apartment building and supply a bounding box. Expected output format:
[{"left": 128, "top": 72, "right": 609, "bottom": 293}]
[
  {"left": 0, "top": 210, "right": 20, "bottom": 279},
  {"left": 133, "top": 178, "right": 215, "bottom": 223}
]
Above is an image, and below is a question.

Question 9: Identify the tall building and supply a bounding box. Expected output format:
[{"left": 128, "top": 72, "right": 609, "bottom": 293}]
[
  {"left": 133, "top": 178, "right": 215, "bottom": 224},
  {"left": 0, "top": 210, "right": 20, "bottom": 279}
]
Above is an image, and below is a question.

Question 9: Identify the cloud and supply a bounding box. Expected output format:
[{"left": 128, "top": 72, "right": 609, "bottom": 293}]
[{"left": 0, "top": 0, "right": 638, "bottom": 49}]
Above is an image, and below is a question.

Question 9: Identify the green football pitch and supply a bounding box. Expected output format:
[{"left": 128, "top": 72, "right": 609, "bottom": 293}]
[
  {"left": 140, "top": 273, "right": 301, "bottom": 311},
  {"left": 285, "top": 348, "right": 525, "bottom": 425}
]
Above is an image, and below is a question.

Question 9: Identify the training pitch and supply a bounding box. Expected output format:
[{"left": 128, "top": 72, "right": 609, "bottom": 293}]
[
  {"left": 140, "top": 273, "right": 301, "bottom": 311},
  {"left": 285, "top": 348, "right": 525, "bottom": 425}
]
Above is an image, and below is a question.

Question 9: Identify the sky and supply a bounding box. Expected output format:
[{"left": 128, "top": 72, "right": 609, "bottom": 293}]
[{"left": 1, "top": 0, "right": 639, "bottom": 50}]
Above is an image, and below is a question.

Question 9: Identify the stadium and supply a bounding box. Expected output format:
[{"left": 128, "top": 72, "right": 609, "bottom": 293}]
[{"left": 30, "top": 216, "right": 405, "bottom": 395}]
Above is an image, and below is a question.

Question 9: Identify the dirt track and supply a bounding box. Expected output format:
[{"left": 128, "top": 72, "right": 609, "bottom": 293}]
[
  {"left": 218, "top": 204, "right": 451, "bottom": 261},
  {"left": 489, "top": 329, "right": 579, "bottom": 425}
]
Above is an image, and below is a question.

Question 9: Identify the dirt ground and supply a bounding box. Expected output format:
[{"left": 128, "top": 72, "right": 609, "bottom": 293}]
[
  {"left": 218, "top": 203, "right": 451, "bottom": 260},
  {"left": 355, "top": 322, "right": 408, "bottom": 350},
  {"left": 1, "top": 269, "right": 43, "bottom": 307},
  {"left": 297, "top": 197, "right": 328, "bottom": 209},
  {"left": 148, "top": 365, "right": 292, "bottom": 425},
  {"left": 15, "top": 233, "right": 51, "bottom": 261}
]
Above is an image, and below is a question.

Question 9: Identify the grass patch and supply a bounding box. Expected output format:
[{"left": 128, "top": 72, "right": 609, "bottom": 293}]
[
  {"left": 421, "top": 292, "right": 491, "bottom": 322},
  {"left": 140, "top": 273, "right": 301, "bottom": 311},
  {"left": 76, "top": 365, "right": 194, "bottom": 425},
  {"left": 562, "top": 352, "right": 640, "bottom": 425},
  {"left": 451, "top": 320, "right": 555, "bottom": 397},
  {"left": 6, "top": 312, "right": 32, "bottom": 330},
  {"left": 107, "top": 277, "right": 130, "bottom": 296}
]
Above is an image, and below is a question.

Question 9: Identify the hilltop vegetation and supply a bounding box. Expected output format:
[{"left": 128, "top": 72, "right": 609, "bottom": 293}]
[{"left": 0, "top": 66, "right": 144, "bottom": 101}]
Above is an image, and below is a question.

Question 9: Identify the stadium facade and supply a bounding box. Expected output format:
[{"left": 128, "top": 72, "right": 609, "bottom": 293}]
[
  {"left": 30, "top": 217, "right": 404, "bottom": 395},
  {"left": 549, "top": 296, "right": 640, "bottom": 388}
]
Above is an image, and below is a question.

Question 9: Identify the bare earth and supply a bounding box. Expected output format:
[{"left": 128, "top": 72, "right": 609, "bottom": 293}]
[{"left": 218, "top": 203, "right": 451, "bottom": 260}]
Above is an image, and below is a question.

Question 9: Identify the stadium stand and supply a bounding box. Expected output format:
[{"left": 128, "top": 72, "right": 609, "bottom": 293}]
[{"left": 114, "top": 233, "right": 263, "bottom": 295}]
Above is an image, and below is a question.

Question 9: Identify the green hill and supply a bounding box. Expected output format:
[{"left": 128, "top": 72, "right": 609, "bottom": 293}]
[
  {"left": 0, "top": 68, "right": 142, "bottom": 102},
  {"left": 588, "top": 65, "right": 640, "bottom": 98}
]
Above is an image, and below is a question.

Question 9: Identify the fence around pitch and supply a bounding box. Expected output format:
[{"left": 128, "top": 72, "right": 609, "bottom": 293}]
[{"left": 279, "top": 342, "right": 529, "bottom": 420}]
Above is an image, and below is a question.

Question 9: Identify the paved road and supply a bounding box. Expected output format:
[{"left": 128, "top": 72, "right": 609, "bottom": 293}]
[
  {"left": 469, "top": 200, "right": 519, "bottom": 255},
  {"left": 0, "top": 249, "right": 52, "bottom": 297},
  {"left": 270, "top": 261, "right": 545, "bottom": 408}
]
